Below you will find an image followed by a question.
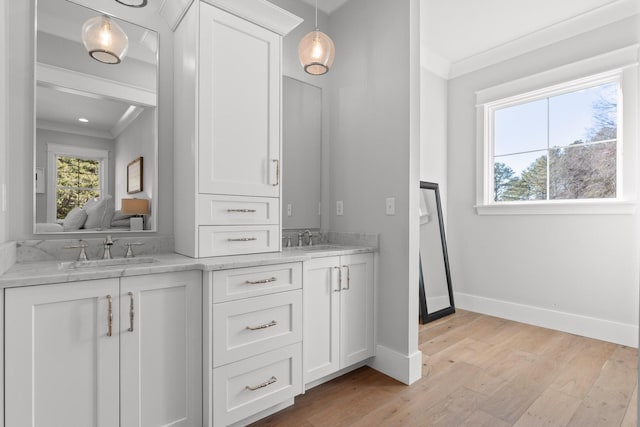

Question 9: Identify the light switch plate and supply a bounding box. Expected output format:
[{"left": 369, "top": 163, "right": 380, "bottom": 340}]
[
  {"left": 336, "top": 200, "right": 344, "bottom": 216},
  {"left": 386, "top": 197, "right": 396, "bottom": 215}
]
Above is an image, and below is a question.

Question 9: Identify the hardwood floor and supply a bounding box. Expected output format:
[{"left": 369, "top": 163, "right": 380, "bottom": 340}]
[{"left": 251, "top": 310, "right": 638, "bottom": 427}]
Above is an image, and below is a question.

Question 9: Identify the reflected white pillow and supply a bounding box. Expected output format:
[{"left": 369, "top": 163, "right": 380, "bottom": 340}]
[
  {"left": 84, "top": 195, "right": 115, "bottom": 229},
  {"left": 63, "top": 207, "right": 88, "bottom": 231}
]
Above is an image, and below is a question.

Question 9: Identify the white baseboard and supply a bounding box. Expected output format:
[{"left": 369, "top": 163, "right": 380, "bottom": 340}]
[
  {"left": 455, "top": 292, "right": 638, "bottom": 348},
  {"left": 368, "top": 344, "right": 422, "bottom": 385}
]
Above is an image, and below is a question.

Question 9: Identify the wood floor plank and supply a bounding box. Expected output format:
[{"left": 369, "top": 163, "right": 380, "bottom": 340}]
[
  {"left": 459, "top": 409, "right": 511, "bottom": 427},
  {"left": 566, "top": 346, "right": 638, "bottom": 427},
  {"left": 513, "top": 388, "right": 582, "bottom": 427},
  {"left": 251, "top": 312, "right": 638, "bottom": 427}
]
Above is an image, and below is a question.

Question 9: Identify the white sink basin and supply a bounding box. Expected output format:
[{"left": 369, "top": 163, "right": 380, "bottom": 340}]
[{"left": 58, "top": 257, "right": 157, "bottom": 270}]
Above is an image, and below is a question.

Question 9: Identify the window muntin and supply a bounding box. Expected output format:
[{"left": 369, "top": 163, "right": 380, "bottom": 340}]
[{"left": 490, "top": 80, "right": 619, "bottom": 203}]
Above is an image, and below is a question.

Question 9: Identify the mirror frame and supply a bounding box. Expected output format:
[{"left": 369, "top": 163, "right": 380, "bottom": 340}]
[
  {"left": 419, "top": 181, "right": 455, "bottom": 324},
  {"left": 32, "top": 0, "right": 159, "bottom": 235}
]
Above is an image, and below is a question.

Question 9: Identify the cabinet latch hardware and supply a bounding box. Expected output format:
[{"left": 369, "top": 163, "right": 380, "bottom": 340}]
[
  {"left": 128, "top": 292, "right": 135, "bottom": 332},
  {"left": 342, "top": 265, "right": 350, "bottom": 290},
  {"left": 272, "top": 159, "right": 280, "bottom": 186},
  {"left": 227, "top": 237, "right": 258, "bottom": 242},
  {"left": 227, "top": 209, "right": 257, "bottom": 213}
]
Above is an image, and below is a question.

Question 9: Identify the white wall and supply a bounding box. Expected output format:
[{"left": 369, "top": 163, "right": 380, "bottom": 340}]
[
  {"left": 114, "top": 108, "right": 155, "bottom": 227},
  {"left": 6, "top": 0, "right": 173, "bottom": 240},
  {"left": 0, "top": 0, "right": 7, "bottom": 243},
  {"left": 327, "top": 0, "right": 421, "bottom": 383},
  {"left": 447, "top": 16, "right": 640, "bottom": 346},
  {"left": 420, "top": 68, "right": 448, "bottom": 221}
]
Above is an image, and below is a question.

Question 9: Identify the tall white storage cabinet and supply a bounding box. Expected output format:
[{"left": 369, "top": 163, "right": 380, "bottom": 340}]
[
  {"left": 303, "top": 253, "right": 375, "bottom": 385},
  {"left": 5, "top": 271, "right": 202, "bottom": 427},
  {"left": 174, "top": 0, "right": 302, "bottom": 258}
]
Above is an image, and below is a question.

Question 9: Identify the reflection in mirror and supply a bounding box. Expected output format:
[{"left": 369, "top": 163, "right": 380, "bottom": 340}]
[
  {"left": 282, "top": 76, "right": 321, "bottom": 230},
  {"left": 34, "top": 0, "right": 158, "bottom": 234},
  {"left": 419, "top": 181, "right": 455, "bottom": 323}
]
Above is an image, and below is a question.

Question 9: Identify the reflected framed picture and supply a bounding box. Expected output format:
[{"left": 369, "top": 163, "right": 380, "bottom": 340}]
[{"left": 127, "top": 157, "right": 143, "bottom": 194}]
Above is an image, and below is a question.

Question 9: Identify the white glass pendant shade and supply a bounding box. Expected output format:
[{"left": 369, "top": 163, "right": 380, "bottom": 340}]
[
  {"left": 82, "top": 16, "right": 129, "bottom": 64},
  {"left": 298, "top": 29, "right": 335, "bottom": 75}
]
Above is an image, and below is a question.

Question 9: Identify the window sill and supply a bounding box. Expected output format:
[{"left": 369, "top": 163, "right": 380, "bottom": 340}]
[{"left": 475, "top": 200, "right": 637, "bottom": 215}]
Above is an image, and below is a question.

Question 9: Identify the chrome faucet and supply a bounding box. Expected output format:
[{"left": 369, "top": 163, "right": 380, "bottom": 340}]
[
  {"left": 64, "top": 240, "right": 89, "bottom": 261},
  {"left": 303, "top": 230, "right": 313, "bottom": 246},
  {"left": 102, "top": 235, "right": 114, "bottom": 259},
  {"left": 298, "top": 232, "right": 303, "bottom": 247}
]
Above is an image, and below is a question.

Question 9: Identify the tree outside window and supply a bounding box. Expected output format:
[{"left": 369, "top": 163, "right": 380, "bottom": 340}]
[{"left": 55, "top": 156, "right": 101, "bottom": 219}]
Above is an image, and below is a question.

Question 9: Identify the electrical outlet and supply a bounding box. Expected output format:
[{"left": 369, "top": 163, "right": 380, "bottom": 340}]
[
  {"left": 287, "top": 203, "right": 292, "bottom": 217},
  {"left": 386, "top": 197, "right": 396, "bottom": 215},
  {"left": 336, "top": 200, "right": 344, "bottom": 216}
]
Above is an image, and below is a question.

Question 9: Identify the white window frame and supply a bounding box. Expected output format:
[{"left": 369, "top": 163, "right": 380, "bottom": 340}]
[
  {"left": 475, "top": 45, "right": 638, "bottom": 215},
  {"left": 46, "top": 143, "right": 109, "bottom": 222}
]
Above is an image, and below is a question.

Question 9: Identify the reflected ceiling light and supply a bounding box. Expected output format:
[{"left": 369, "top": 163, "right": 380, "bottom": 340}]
[
  {"left": 78, "top": 118, "right": 89, "bottom": 123},
  {"left": 114, "top": 0, "right": 148, "bottom": 7},
  {"left": 81, "top": 15, "right": 129, "bottom": 64},
  {"left": 298, "top": 0, "right": 335, "bottom": 75}
]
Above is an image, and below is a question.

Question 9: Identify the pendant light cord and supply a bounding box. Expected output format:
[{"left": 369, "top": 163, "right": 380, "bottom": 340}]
[{"left": 315, "top": 0, "right": 318, "bottom": 30}]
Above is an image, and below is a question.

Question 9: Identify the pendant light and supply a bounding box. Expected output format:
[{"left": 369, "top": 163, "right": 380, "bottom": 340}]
[
  {"left": 81, "top": 15, "right": 129, "bottom": 64},
  {"left": 114, "top": 0, "right": 148, "bottom": 7},
  {"left": 298, "top": 0, "right": 335, "bottom": 75}
]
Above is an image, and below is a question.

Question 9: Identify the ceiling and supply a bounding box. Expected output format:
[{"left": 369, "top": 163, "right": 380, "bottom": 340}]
[{"left": 297, "top": 0, "right": 637, "bottom": 79}]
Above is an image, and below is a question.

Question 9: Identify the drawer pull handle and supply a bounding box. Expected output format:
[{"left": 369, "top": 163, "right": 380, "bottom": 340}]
[
  {"left": 245, "top": 277, "right": 277, "bottom": 285},
  {"left": 342, "top": 265, "right": 350, "bottom": 290},
  {"left": 128, "top": 292, "right": 135, "bottom": 332},
  {"left": 227, "top": 209, "right": 257, "bottom": 213},
  {"left": 333, "top": 266, "right": 342, "bottom": 292},
  {"left": 227, "top": 237, "right": 257, "bottom": 242},
  {"left": 106, "top": 295, "right": 113, "bottom": 337},
  {"left": 272, "top": 159, "right": 280, "bottom": 187},
  {"left": 246, "top": 376, "right": 278, "bottom": 391},
  {"left": 246, "top": 320, "right": 278, "bottom": 331}
]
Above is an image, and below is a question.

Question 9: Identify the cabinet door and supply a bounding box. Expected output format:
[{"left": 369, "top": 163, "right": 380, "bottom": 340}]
[
  {"left": 340, "top": 253, "right": 375, "bottom": 367},
  {"left": 5, "top": 279, "right": 120, "bottom": 427},
  {"left": 199, "top": 3, "right": 281, "bottom": 197},
  {"left": 303, "top": 256, "right": 340, "bottom": 384},
  {"left": 120, "top": 271, "right": 202, "bottom": 427}
]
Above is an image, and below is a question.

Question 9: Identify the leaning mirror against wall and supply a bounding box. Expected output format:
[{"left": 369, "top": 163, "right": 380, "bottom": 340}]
[
  {"left": 34, "top": 0, "right": 158, "bottom": 234},
  {"left": 419, "top": 181, "right": 455, "bottom": 323},
  {"left": 282, "top": 76, "right": 322, "bottom": 232}
]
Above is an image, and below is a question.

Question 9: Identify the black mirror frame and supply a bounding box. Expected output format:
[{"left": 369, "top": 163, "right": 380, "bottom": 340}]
[{"left": 419, "top": 181, "right": 455, "bottom": 324}]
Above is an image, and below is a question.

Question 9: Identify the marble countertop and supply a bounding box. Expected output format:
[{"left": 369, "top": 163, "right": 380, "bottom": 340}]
[{"left": 0, "top": 245, "right": 374, "bottom": 288}]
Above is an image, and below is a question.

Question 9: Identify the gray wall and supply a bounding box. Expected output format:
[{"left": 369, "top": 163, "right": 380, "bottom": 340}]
[
  {"left": 0, "top": 0, "right": 7, "bottom": 243},
  {"left": 327, "top": 0, "right": 421, "bottom": 382},
  {"left": 447, "top": 16, "right": 640, "bottom": 346},
  {"left": 6, "top": 0, "right": 173, "bottom": 240}
]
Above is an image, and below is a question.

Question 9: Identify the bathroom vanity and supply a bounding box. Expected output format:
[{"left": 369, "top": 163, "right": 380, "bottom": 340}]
[{"left": 0, "top": 245, "right": 375, "bottom": 427}]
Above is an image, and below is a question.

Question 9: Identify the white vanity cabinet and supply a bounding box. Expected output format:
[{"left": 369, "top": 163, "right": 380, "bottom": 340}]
[
  {"left": 303, "top": 253, "right": 375, "bottom": 386},
  {"left": 205, "top": 262, "right": 303, "bottom": 426},
  {"left": 5, "top": 271, "right": 202, "bottom": 427},
  {"left": 173, "top": 0, "right": 301, "bottom": 258}
]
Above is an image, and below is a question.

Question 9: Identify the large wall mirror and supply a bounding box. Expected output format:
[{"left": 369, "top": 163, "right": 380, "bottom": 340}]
[
  {"left": 419, "top": 181, "right": 455, "bottom": 323},
  {"left": 34, "top": 0, "right": 158, "bottom": 234},
  {"left": 282, "top": 76, "right": 321, "bottom": 230}
]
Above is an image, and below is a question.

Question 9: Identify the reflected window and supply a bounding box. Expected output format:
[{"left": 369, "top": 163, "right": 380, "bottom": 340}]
[
  {"left": 46, "top": 144, "right": 109, "bottom": 222},
  {"left": 490, "top": 78, "right": 619, "bottom": 202}
]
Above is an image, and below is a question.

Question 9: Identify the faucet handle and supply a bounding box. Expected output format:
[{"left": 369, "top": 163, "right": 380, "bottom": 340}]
[
  {"left": 124, "top": 242, "right": 144, "bottom": 258},
  {"left": 64, "top": 240, "right": 89, "bottom": 261},
  {"left": 104, "top": 235, "right": 115, "bottom": 245}
]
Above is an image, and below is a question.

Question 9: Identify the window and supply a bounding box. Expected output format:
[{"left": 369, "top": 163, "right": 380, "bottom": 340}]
[
  {"left": 492, "top": 80, "right": 618, "bottom": 203},
  {"left": 475, "top": 47, "right": 638, "bottom": 215},
  {"left": 47, "top": 144, "right": 109, "bottom": 222}
]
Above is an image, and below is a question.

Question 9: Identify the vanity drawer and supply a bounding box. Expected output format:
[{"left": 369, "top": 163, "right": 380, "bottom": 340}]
[
  {"left": 198, "top": 225, "right": 279, "bottom": 257},
  {"left": 212, "top": 262, "right": 301, "bottom": 303},
  {"left": 198, "top": 195, "right": 278, "bottom": 225},
  {"left": 212, "top": 343, "right": 301, "bottom": 427},
  {"left": 213, "top": 290, "right": 301, "bottom": 367}
]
